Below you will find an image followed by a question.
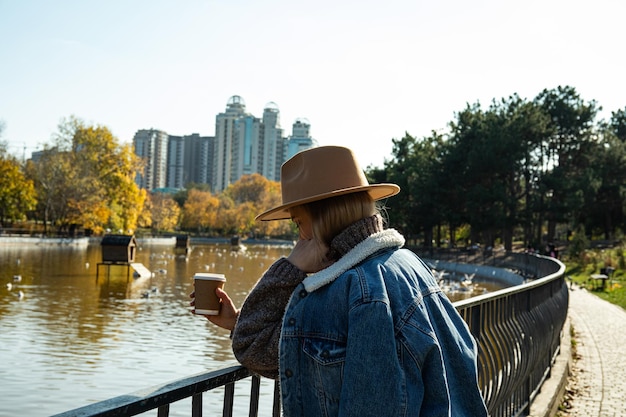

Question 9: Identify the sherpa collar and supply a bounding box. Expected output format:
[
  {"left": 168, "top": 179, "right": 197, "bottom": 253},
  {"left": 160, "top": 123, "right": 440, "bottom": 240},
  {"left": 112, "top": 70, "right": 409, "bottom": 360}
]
[{"left": 302, "top": 229, "right": 405, "bottom": 293}]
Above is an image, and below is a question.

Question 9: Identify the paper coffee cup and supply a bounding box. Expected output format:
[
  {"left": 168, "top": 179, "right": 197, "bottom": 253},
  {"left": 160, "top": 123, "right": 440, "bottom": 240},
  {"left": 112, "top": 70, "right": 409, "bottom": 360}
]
[{"left": 194, "top": 273, "right": 226, "bottom": 315}]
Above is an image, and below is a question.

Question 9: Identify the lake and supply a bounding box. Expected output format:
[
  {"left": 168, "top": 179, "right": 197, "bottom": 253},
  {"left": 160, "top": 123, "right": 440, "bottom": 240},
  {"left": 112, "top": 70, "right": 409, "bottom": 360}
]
[{"left": 0, "top": 239, "right": 496, "bottom": 416}]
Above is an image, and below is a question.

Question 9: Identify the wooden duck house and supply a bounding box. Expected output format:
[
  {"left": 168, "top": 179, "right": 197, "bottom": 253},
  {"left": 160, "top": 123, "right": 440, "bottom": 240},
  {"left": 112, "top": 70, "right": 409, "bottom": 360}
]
[
  {"left": 175, "top": 234, "right": 190, "bottom": 255},
  {"left": 98, "top": 235, "right": 151, "bottom": 281},
  {"left": 101, "top": 234, "right": 137, "bottom": 264}
]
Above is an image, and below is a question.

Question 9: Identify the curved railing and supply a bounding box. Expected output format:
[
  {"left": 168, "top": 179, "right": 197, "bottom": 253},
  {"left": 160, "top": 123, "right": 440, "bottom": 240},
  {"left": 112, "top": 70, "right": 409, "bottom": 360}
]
[
  {"left": 454, "top": 253, "right": 568, "bottom": 417},
  {"left": 52, "top": 252, "right": 567, "bottom": 417}
]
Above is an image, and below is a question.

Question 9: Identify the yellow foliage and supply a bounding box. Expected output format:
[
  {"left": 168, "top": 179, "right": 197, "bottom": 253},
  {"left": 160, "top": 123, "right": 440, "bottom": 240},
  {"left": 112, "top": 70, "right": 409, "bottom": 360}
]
[
  {"left": 27, "top": 117, "right": 148, "bottom": 233},
  {"left": 67, "top": 197, "right": 111, "bottom": 235},
  {"left": 151, "top": 193, "right": 181, "bottom": 232},
  {"left": 182, "top": 189, "right": 220, "bottom": 231},
  {"left": 0, "top": 157, "right": 37, "bottom": 221}
]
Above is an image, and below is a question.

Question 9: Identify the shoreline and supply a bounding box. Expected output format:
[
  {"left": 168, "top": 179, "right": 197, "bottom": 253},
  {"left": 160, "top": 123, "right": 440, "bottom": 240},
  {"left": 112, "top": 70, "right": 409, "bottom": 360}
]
[
  {"left": 0, "top": 236, "right": 91, "bottom": 246},
  {"left": 0, "top": 235, "right": 295, "bottom": 247}
]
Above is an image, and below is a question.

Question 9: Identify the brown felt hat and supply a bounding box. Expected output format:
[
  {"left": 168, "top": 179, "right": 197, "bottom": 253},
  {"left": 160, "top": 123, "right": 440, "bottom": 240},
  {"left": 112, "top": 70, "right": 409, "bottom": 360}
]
[{"left": 256, "top": 146, "right": 400, "bottom": 221}]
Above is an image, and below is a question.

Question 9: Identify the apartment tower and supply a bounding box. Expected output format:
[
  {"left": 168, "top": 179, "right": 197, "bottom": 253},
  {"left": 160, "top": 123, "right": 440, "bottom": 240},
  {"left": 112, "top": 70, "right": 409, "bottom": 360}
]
[
  {"left": 213, "top": 95, "right": 247, "bottom": 192},
  {"left": 133, "top": 129, "right": 168, "bottom": 191},
  {"left": 166, "top": 134, "right": 215, "bottom": 189}
]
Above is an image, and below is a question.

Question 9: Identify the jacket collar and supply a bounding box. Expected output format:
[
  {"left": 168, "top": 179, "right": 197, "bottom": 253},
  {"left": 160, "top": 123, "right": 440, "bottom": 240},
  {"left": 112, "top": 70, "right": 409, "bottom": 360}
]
[{"left": 302, "top": 229, "right": 405, "bottom": 293}]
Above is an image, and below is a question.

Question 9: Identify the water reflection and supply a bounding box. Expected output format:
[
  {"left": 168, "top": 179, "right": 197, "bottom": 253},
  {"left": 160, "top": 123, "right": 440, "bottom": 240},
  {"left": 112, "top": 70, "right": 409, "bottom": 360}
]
[
  {"left": 0, "top": 241, "right": 497, "bottom": 416},
  {"left": 0, "top": 242, "right": 292, "bottom": 416}
]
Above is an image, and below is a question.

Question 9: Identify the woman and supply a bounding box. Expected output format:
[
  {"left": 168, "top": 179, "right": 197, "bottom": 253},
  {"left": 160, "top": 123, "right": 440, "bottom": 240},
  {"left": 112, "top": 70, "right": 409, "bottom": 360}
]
[{"left": 195, "top": 146, "right": 488, "bottom": 416}]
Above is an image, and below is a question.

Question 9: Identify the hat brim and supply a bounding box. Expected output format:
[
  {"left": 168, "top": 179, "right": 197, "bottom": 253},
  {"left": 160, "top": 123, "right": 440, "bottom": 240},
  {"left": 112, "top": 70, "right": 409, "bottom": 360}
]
[{"left": 255, "top": 183, "right": 400, "bottom": 221}]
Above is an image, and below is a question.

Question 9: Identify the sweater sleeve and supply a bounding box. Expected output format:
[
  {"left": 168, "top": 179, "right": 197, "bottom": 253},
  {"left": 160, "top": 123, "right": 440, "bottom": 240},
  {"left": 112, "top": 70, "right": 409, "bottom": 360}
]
[{"left": 231, "top": 257, "right": 306, "bottom": 379}]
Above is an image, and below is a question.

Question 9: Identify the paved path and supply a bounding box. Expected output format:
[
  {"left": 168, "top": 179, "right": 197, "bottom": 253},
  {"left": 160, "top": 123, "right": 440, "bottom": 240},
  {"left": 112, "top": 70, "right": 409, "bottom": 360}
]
[{"left": 564, "top": 286, "right": 626, "bottom": 416}]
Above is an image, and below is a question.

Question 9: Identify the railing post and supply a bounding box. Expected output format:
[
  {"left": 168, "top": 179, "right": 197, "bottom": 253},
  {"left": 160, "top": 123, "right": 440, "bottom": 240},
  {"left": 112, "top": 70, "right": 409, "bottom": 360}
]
[
  {"left": 249, "top": 375, "right": 261, "bottom": 417},
  {"left": 272, "top": 380, "right": 281, "bottom": 417},
  {"left": 469, "top": 303, "right": 482, "bottom": 341},
  {"left": 157, "top": 404, "right": 170, "bottom": 417},
  {"left": 192, "top": 393, "right": 202, "bottom": 417},
  {"left": 525, "top": 286, "right": 532, "bottom": 415},
  {"left": 223, "top": 381, "right": 236, "bottom": 417}
]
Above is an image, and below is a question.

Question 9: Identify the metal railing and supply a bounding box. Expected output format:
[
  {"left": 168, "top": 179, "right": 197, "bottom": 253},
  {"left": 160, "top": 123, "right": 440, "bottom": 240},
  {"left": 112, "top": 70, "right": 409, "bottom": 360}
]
[
  {"left": 52, "top": 252, "right": 567, "bottom": 417},
  {"left": 454, "top": 253, "right": 568, "bottom": 417},
  {"left": 51, "top": 365, "right": 281, "bottom": 417}
]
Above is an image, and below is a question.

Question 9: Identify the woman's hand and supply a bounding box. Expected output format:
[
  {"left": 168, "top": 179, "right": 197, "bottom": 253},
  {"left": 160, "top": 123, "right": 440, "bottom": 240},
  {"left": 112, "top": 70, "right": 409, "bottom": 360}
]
[{"left": 190, "top": 287, "right": 239, "bottom": 331}]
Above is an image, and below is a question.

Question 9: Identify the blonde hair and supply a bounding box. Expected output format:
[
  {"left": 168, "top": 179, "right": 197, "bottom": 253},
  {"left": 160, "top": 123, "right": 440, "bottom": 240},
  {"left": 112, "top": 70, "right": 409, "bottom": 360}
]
[{"left": 302, "top": 191, "right": 377, "bottom": 248}]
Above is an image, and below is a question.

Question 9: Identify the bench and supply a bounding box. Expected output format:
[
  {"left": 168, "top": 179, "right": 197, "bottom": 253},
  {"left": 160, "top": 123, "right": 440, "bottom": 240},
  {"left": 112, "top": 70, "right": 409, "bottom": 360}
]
[{"left": 589, "top": 273, "right": 609, "bottom": 290}]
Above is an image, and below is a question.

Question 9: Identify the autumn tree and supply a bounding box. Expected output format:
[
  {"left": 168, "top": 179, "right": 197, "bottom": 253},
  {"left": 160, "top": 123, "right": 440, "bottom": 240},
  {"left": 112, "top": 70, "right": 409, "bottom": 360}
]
[
  {"left": 137, "top": 192, "right": 153, "bottom": 230},
  {"left": 24, "top": 148, "right": 75, "bottom": 233},
  {"left": 226, "top": 173, "right": 272, "bottom": 204},
  {"left": 150, "top": 192, "right": 181, "bottom": 233},
  {"left": 0, "top": 125, "right": 36, "bottom": 223},
  {"left": 230, "top": 200, "right": 257, "bottom": 236},
  {"left": 175, "top": 176, "right": 289, "bottom": 237},
  {"left": 181, "top": 188, "right": 220, "bottom": 233},
  {"left": 214, "top": 193, "right": 238, "bottom": 236},
  {"left": 0, "top": 148, "right": 36, "bottom": 224},
  {"left": 27, "top": 117, "right": 146, "bottom": 234},
  {"left": 222, "top": 174, "right": 290, "bottom": 238}
]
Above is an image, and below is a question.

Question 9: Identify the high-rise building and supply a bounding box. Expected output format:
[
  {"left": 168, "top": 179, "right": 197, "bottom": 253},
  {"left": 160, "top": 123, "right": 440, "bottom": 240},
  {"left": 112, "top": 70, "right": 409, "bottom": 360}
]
[
  {"left": 133, "top": 95, "right": 316, "bottom": 193},
  {"left": 133, "top": 129, "right": 168, "bottom": 191},
  {"left": 187, "top": 134, "right": 215, "bottom": 187},
  {"left": 166, "top": 134, "right": 214, "bottom": 189},
  {"left": 260, "top": 102, "right": 284, "bottom": 182},
  {"left": 213, "top": 97, "right": 292, "bottom": 191},
  {"left": 166, "top": 135, "right": 185, "bottom": 189},
  {"left": 233, "top": 114, "right": 261, "bottom": 180},
  {"left": 214, "top": 95, "right": 247, "bottom": 192},
  {"left": 286, "top": 118, "right": 318, "bottom": 160}
]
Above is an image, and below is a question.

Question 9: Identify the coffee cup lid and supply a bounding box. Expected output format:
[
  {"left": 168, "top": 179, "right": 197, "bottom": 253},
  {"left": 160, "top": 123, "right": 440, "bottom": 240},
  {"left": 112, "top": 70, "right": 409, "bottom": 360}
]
[{"left": 194, "top": 273, "right": 226, "bottom": 281}]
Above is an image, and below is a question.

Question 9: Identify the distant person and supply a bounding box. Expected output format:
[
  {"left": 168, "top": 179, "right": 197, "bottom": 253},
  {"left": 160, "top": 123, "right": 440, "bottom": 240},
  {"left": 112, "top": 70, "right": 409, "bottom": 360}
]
[
  {"left": 193, "top": 146, "right": 488, "bottom": 416},
  {"left": 546, "top": 243, "right": 558, "bottom": 258}
]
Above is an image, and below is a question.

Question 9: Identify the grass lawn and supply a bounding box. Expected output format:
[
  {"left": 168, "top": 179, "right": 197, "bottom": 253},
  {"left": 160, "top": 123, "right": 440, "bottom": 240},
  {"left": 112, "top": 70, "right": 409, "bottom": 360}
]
[{"left": 563, "top": 246, "right": 626, "bottom": 310}]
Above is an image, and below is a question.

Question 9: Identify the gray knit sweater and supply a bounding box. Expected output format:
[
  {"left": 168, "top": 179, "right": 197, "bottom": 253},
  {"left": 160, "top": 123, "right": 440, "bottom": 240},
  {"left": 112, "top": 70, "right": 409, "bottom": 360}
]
[{"left": 231, "top": 214, "right": 384, "bottom": 379}]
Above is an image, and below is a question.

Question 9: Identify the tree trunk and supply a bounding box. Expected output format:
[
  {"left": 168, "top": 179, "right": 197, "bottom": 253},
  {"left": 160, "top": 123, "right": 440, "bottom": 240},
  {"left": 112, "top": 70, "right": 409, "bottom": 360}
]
[{"left": 504, "top": 227, "right": 513, "bottom": 251}]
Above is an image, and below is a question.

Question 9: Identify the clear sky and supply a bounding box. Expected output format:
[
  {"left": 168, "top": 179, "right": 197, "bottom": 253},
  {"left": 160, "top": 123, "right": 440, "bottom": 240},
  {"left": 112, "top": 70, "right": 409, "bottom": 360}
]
[{"left": 1, "top": 0, "right": 624, "bottom": 168}]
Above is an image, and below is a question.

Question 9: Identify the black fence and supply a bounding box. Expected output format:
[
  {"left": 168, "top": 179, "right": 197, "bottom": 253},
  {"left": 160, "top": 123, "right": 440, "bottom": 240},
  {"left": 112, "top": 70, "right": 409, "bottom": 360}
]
[
  {"left": 52, "top": 252, "right": 567, "bottom": 417},
  {"left": 454, "top": 253, "right": 567, "bottom": 417}
]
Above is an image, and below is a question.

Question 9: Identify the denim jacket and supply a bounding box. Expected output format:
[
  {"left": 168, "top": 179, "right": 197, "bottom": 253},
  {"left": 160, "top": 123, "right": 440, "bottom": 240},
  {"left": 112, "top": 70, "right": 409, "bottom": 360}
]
[{"left": 278, "top": 229, "right": 487, "bottom": 417}]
